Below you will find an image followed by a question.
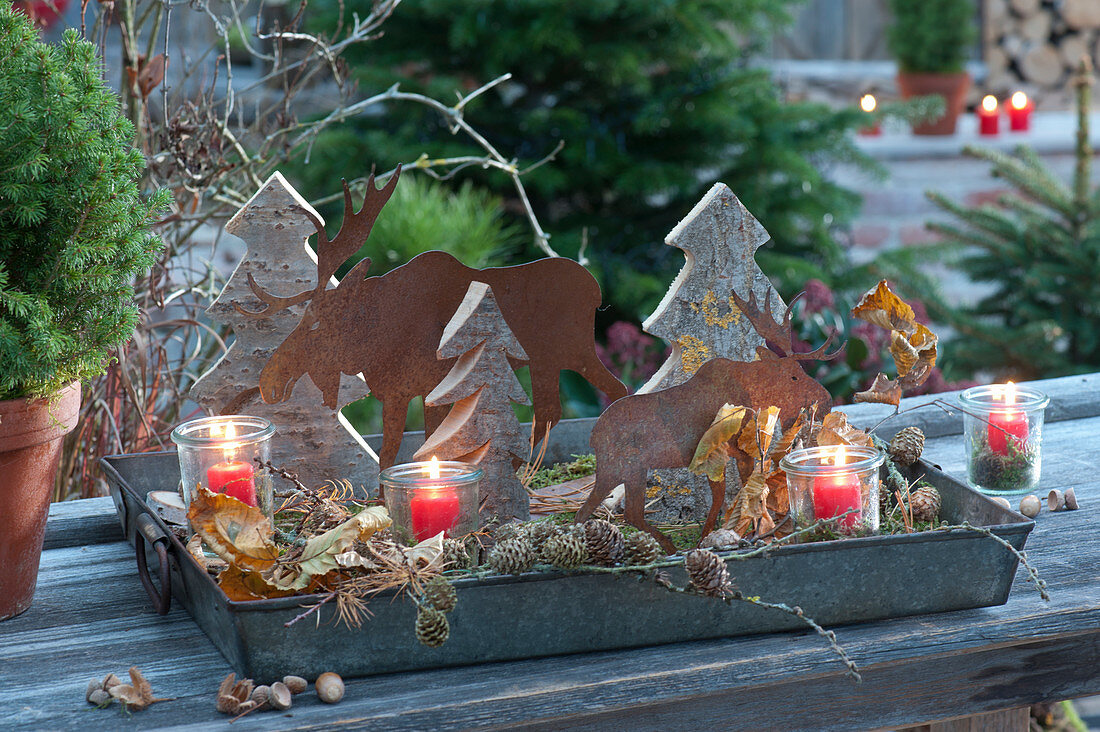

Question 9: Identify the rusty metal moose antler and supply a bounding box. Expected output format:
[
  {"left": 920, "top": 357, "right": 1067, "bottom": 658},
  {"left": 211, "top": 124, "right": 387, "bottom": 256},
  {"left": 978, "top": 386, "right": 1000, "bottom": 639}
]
[
  {"left": 577, "top": 288, "right": 842, "bottom": 551},
  {"left": 240, "top": 168, "right": 628, "bottom": 474}
]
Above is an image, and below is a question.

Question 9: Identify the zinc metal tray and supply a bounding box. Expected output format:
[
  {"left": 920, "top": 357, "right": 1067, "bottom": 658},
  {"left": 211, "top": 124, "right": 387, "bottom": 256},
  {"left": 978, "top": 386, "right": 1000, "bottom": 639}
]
[{"left": 100, "top": 436, "right": 1033, "bottom": 683}]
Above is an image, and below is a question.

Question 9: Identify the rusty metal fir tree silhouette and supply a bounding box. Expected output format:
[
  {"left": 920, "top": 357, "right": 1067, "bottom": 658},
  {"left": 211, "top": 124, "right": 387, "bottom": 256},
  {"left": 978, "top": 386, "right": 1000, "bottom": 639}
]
[{"left": 414, "top": 282, "right": 532, "bottom": 521}]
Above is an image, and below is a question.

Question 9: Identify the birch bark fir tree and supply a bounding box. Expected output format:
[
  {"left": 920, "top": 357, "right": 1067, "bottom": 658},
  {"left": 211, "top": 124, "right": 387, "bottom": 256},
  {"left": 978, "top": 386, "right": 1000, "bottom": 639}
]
[
  {"left": 414, "top": 282, "right": 531, "bottom": 521},
  {"left": 638, "top": 183, "right": 789, "bottom": 525},
  {"left": 190, "top": 173, "right": 376, "bottom": 492}
]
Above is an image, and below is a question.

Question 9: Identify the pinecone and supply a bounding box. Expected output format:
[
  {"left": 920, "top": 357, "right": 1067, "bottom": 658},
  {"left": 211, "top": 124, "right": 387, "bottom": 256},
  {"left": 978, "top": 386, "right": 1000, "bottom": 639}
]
[
  {"left": 623, "top": 532, "right": 664, "bottom": 566},
  {"left": 542, "top": 532, "right": 588, "bottom": 569},
  {"left": 487, "top": 537, "right": 537, "bottom": 575},
  {"left": 493, "top": 522, "right": 527, "bottom": 543},
  {"left": 526, "top": 520, "right": 558, "bottom": 549},
  {"left": 889, "top": 427, "right": 925, "bottom": 466},
  {"left": 684, "top": 549, "right": 731, "bottom": 597},
  {"left": 908, "top": 484, "right": 942, "bottom": 523},
  {"left": 583, "top": 519, "right": 625, "bottom": 565},
  {"left": 422, "top": 576, "right": 457, "bottom": 613},
  {"left": 441, "top": 538, "right": 471, "bottom": 570},
  {"left": 415, "top": 606, "right": 450, "bottom": 647}
]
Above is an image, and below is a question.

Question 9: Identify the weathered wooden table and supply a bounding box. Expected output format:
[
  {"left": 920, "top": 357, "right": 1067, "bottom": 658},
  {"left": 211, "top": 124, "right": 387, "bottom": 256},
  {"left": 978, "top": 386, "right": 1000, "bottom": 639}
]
[{"left": 3, "top": 374, "right": 1099, "bottom": 731}]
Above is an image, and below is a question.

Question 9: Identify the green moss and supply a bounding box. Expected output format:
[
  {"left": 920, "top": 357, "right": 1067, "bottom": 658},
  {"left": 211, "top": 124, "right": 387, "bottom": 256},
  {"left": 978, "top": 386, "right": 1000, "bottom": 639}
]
[
  {"left": 968, "top": 432, "right": 1039, "bottom": 494},
  {"left": 523, "top": 454, "right": 597, "bottom": 489}
]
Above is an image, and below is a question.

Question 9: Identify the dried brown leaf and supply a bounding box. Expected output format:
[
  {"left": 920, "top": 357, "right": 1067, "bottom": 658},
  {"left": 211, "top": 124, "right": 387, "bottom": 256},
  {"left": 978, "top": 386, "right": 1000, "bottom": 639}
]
[
  {"left": 725, "top": 470, "right": 770, "bottom": 537},
  {"left": 187, "top": 487, "right": 278, "bottom": 573},
  {"left": 769, "top": 411, "right": 808, "bottom": 463},
  {"left": 854, "top": 373, "right": 903, "bottom": 406},
  {"left": 218, "top": 564, "right": 297, "bottom": 601},
  {"left": 109, "top": 684, "right": 148, "bottom": 711},
  {"left": 273, "top": 506, "right": 392, "bottom": 591},
  {"left": 688, "top": 403, "right": 748, "bottom": 482},
  {"left": 817, "top": 412, "right": 873, "bottom": 448},
  {"left": 852, "top": 280, "right": 917, "bottom": 334},
  {"left": 765, "top": 470, "right": 790, "bottom": 514},
  {"left": 738, "top": 406, "right": 780, "bottom": 461}
]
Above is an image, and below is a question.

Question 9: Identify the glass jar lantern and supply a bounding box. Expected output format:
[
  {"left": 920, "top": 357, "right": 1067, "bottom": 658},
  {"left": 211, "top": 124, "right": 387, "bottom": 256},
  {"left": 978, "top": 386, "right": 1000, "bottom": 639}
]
[
  {"left": 780, "top": 445, "right": 885, "bottom": 538},
  {"left": 959, "top": 384, "right": 1049, "bottom": 495},
  {"left": 381, "top": 460, "right": 481, "bottom": 544},
  {"left": 171, "top": 415, "right": 276, "bottom": 517}
]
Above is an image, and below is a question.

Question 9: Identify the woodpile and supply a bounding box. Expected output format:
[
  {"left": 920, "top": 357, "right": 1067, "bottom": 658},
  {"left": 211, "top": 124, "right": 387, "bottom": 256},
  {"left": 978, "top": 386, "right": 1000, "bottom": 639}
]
[{"left": 985, "top": 0, "right": 1100, "bottom": 106}]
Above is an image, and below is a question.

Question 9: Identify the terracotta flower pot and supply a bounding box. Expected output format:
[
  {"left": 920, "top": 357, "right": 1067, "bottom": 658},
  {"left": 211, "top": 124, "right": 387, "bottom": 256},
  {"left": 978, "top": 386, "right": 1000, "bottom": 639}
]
[
  {"left": 896, "top": 71, "right": 971, "bottom": 136},
  {"left": 0, "top": 382, "right": 81, "bottom": 620}
]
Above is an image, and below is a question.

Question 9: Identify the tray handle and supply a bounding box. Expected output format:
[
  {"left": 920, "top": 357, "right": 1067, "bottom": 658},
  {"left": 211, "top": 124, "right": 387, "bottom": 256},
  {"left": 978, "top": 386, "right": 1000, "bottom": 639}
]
[{"left": 135, "top": 513, "right": 172, "bottom": 615}]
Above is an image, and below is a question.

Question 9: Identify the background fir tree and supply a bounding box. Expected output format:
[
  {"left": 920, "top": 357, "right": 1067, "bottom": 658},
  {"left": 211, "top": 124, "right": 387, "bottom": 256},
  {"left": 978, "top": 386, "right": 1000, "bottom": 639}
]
[
  {"left": 298, "top": 0, "right": 873, "bottom": 318},
  {"left": 902, "top": 57, "right": 1100, "bottom": 380},
  {"left": 0, "top": 6, "right": 168, "bottom": 400}
]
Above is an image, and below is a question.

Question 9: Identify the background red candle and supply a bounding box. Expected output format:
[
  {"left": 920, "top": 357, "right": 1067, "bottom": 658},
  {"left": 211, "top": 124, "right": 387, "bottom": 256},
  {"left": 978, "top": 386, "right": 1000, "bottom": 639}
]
[
  {"left": 206, "top": 423, "right": 258, "bottom": 506},
  {"left": 988, "top": 382, "right": 1029, "bottom": 456},
  {"left": 977, "top": 95, "right": 1000, "bottom": 136},
  {"left": 859, "top": 94, "right": 881, "bottom": 136},
  {"left": 410, "top": 457, "right": 461, "bottom": 541},
  {"left": 811, "top": 446, "right": 862, "bottom": 530},
  {"left": 1007, "top": 91, "right": 1032, "bottom": 132}
]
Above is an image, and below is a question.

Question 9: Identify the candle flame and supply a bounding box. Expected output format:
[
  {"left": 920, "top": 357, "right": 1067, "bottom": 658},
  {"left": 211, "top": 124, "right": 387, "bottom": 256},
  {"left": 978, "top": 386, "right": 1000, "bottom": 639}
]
[
  {"left": 860, "top": 94, "right": 876, "bottom": 113},
  {"left": 423, "top": 456, "right": 441, "bottom": 480},
  {"left": 981, "top": 95, "right": 998, "bottom": 113},
  {"left": 1011, "top": 91, "right": 1028, "bottom": 110},
  {"left": 222, "top": 422, "right": 239, "bottom": 460},
  {"left": 1005, "top": 381, "right": 1016, "bottom": 406},
  {"left": 833, "top": 445, "right": 848, "bottom": 467}
]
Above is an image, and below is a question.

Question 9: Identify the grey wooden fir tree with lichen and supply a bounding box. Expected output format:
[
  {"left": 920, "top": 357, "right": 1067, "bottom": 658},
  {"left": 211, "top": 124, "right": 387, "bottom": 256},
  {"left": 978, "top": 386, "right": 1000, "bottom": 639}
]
[
  {"left": 638, "top": 183, "right": 788, "bottom": 525},
  {"left": 190, "top": 172, "right": 376, "bottom": 493},
  {"left": 414, "top": 282, "right": 531, "bottom": 521}
]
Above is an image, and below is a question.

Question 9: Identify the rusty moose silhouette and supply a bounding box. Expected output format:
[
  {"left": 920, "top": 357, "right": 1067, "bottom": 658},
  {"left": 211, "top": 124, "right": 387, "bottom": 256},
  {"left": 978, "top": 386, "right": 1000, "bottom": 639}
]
[
  {"left": 240, "top": 167, "right": 627, "bottom": 470},
  {"left": 576, "top": 289, "right": 840, "bottom": 552}
]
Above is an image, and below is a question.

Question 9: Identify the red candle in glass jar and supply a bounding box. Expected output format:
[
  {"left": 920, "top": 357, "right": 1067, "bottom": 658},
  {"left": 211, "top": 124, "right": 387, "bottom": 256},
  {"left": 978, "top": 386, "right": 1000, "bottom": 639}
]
[
  {"left": 811, "top": 446, "right": 862, "bottom": 530},
  {"left": 1007, "top": 91, "right": 1032, "bottom": 132},
  {"left": 410, "top": 457, "right": 461, "bottom": 541},
  {"left": 859, "top": 94, "right": 882, "bottom": 136},
  {"left": 977, "top": 95, "right": 1000, "bottom": 136},
  {"left": 988, "top": 382, "right": 1029, "bottom": 456},
  {"left": 205, "top": 423, "right": 258, "bottom": 506}
]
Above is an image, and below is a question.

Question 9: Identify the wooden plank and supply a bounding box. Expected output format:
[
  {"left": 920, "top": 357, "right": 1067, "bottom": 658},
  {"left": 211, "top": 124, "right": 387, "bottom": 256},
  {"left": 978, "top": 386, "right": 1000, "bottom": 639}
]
[
  {"left": 42, "top": 496, "right": 119, "bottom": 550},
  {"left": 897, "top": 706, "right": 1030, "bottom": 732}
]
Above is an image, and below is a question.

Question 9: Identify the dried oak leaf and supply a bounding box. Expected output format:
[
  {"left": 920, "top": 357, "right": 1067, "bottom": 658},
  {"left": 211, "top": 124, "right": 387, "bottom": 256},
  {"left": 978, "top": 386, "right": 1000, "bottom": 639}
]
[
  {"left": 852, "top": 280, "right": 917, "bottom": 333},
  {"left": 816, "top": 412, "right": 874, "bottom": 448},
  {"left": 854, "top": 373, "right": 903, "bottom": 406},
  {"left": 688, "top": 403, "right": 748, "bottom": 482},
  {"left": 108, "top": 667, "right": 171, "bottom": 711},
  {"left": 768, "top": 411, "right": 809, "bottom": 462},
  {"left": 273, "top": 506, "right": 392, "bottom": 591},
  {"left": 851, "top": 281, "right": 939, "bottom": 406},
  {"left": 725, "top": 470, "right": 772, "bottom": 537},
  {"left": 737, "top": 406, "right": 780, "bottom": 462},
  {"left": 218, "top": 564, "right": 297, "bottom": 602},
  {"left": 187, "top": 487, "right": 278, "bottom": 573},
  {"left": 765, "top": 469, "right": 790, "bottom": 514}
]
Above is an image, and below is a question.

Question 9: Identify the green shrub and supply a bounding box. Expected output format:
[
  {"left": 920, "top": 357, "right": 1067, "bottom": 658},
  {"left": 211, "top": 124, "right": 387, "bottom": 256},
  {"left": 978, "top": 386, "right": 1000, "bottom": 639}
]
[
  {"left": 334, "top": 175, "right": 521, "bottom": 278},
  {"left": 301, "top": 0, "right": 871, "bottom": 314},
  {"left": 0, "top": 5, "right": 168, "bottom": 400},
  {"left": 887, "top": 0, "right": 976, "bottom": 74}
]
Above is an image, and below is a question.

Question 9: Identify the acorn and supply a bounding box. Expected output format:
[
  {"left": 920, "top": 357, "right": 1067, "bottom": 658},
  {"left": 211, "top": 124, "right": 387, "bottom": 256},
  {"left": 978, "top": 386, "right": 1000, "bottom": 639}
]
[
  {"left": 991, "top": 496, "right": 1011, "bottom": 510},
  {"left": 315, "top": 672, "right": 345, "bottom": 704},
  {"left": 88, "top": 689, "right": 112, "bottom": 707},
  {"left": 282, "top": 675, "right": 308, "bottom": 695},
  {"left": 1065, "top": 487, "right": 1079, "bottom": 510},
  {"left": 86, "top": 679, "right": 104, "bottom": 703},
  {"left": 1019, "top": 495, "right": 1040, "bottom": 518},
  {"left": 269, "top": 682, "right": 293, "bottom": 711},
  {"left": 1048, "top": 489, "right": 1066, "bottom": 512},
  {"left": 251, "top": 685, "right": 271, "bottom": 707}
]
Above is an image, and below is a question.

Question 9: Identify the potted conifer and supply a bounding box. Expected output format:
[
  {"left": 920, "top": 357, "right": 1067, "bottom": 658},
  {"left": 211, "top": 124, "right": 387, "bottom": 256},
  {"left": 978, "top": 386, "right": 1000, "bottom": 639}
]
[
  {"left": 0, "top": 4, "right": 167, "bottom": 620},
  {"left": 888, "top": 0, "right": 976, "bottom": 135}
]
